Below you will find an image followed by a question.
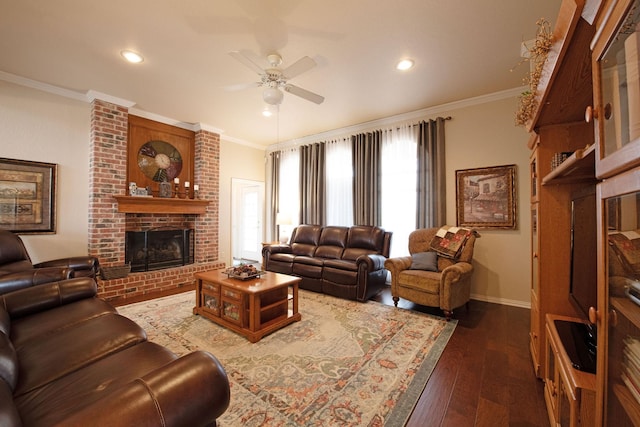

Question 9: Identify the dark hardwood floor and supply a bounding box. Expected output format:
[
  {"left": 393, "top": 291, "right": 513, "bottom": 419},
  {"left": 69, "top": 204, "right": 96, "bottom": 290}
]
[{"left": 371, "top": 286, "right": 549, "bottom": 427}]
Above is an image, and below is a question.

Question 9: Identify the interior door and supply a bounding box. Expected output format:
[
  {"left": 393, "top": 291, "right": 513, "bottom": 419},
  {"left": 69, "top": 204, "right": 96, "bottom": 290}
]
[{"left": 231, "top": 179, "right": 264, "bottom": 263}]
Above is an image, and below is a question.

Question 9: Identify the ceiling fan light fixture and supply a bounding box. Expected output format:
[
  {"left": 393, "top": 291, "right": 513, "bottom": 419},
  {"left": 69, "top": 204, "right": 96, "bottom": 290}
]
[
  {"left": 396, "top": 59, "right": 414, "bottom": 71},
  {"left": 262, "top": 104, "right": 278, "bottom": 117},
  {"left": 121, "top": 50, "right": 144, "bottom": 64},
  {"left": 263, "top": 87, "right": 284, "bottom": 105}
]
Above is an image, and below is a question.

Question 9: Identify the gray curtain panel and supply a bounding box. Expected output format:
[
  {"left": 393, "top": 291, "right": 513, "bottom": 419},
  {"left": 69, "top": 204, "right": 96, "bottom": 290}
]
[
  {"left": 352, "top": 131, "right": 382, "bottom": 226},
  {"left": 299, "top": 143, "right": 326, "bottom": 225},
  {"left": 416, "top": 118, "right": 446, "bottom": 228},
  {"left": 270, "top": 151, "right": 281, "bottom": 240}
]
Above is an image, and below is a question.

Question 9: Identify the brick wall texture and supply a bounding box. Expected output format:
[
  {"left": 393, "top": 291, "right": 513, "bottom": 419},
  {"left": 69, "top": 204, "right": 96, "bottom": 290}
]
[{"left": 88, "top": 99, "right": 223, "bottom": 303}]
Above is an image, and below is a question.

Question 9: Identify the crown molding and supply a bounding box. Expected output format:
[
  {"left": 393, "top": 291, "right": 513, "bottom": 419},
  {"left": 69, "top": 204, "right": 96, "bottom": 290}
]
[
  {"left": 0, "top": 70, "right": 86, "bottom": 102},
  {"left": 1, "top": 69, "right": 525, "bottom": 152},
  {"left": 266, "top": 87, "right": 525, "bottom": 152},
  {"left": 86, "top": 90, "right": 136, "bottom": 108}
]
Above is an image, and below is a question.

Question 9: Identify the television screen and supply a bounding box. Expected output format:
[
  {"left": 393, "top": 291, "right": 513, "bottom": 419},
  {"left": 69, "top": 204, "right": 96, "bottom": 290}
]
[{"left": 569, "top": 187, "right": 598, "bottom": 323}]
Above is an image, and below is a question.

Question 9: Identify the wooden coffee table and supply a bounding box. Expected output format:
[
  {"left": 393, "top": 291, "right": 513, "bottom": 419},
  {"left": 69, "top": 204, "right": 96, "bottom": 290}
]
[{"left": 193, "top": 269, "right": 301, "bottom": 342}]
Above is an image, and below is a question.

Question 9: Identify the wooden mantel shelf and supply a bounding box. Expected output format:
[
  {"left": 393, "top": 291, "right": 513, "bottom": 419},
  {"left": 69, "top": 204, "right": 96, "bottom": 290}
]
[{"left": 113, "top": 195, "right": 210, "bottom": 214}]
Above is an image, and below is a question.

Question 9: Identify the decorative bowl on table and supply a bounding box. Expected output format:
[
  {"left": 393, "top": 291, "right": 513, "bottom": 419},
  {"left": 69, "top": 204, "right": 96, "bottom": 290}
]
[{"left": 225, "top": 264, "right": 264, "bottom": 280}]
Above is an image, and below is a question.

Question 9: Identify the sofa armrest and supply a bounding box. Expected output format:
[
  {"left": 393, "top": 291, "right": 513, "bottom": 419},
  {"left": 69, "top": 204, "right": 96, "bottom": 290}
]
[
  {"left": 58, "top": 350, "right": 231, "bottom": 427},
  {"left": 0, "top": 267, "right": 73, "bottom": 295},
  {"left": 0, "top": 277, "right": 98, "bottom": 319},
  {"left": 384, "top": 256, "right": 412, "bottom": 274},
  {"left": 262, "top": 244, "right": 292, "bottom": 255},
  {"left": 34, "top": 256, "right": 99, "bottom": 278},
  {"left": 384, "top": 256, "right": 412, "bottom": 290},
  {"left": 440, "top": 262, "right": 473, "bottom": 287},
  {"left": 356, "top": 254, "right": 387, "bottom": 271}
]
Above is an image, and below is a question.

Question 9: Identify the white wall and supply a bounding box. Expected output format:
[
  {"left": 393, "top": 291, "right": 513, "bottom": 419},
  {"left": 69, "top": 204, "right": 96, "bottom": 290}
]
[{"left": 0, "top": 81, "right": 90, "bottom": 263}]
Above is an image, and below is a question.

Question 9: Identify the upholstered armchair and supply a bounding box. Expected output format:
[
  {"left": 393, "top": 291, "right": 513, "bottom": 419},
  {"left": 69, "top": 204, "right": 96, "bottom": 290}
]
[
  {"left": 384, "top": 226, "right": 479, "bottom": 320},
  {"left": 0, "top": 230, "right": 100, "bottom": 294}
]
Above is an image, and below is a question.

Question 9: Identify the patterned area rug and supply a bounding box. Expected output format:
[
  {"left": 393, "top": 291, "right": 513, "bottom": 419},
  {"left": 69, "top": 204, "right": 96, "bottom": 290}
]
[{"left": 117, "top": 289, "right": 456, "bottom": 427}]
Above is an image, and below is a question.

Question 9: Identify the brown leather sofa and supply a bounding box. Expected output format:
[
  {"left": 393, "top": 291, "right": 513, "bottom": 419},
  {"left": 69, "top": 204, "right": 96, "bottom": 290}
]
[
  {"left": 0, "top": 230, "right": 99, "bottom": 294},
  {"left": 0, "top": 277, "right": 230, "bottom": 426},
  {"left": 262, "top": 225, "right": 392, "bottom": 301}
]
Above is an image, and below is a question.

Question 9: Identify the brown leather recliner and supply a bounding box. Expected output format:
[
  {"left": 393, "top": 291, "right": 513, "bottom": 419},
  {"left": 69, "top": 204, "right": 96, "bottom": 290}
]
[
  {"left": 0, "top": 230, "right": 99, "bottom": 294},
  {"left": 385, "top": 227, "right": 479, "bottom": 320}
]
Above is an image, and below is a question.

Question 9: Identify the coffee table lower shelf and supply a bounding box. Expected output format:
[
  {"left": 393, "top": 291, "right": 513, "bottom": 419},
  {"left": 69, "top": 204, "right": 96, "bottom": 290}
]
[{"left": 193, "top": 270, "right": 301, "bottom": 343}]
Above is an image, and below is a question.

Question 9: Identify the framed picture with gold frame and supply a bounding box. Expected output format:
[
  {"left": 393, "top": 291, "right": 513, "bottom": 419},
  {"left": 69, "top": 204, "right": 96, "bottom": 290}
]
[
  {"left": 455, "top": 164, "right": 517, "bottom": 229},
  {"left": 0, "top": 157, "right": 57, "bottom": 233},
  {"left": 127, "top": 115, "right": 195, "bottom": 196}
]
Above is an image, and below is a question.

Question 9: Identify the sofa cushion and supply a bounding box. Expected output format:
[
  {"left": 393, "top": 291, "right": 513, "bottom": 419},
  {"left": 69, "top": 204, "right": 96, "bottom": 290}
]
[
  {"left": 410, "top": 252, "right": 438, "bottom": 271},
  {"left": 323, "top": 266, "right": 358, "bottom": 285},
  {"left": 315, "top": 227, "right": 348, "bottom": 259},
  {"left": 347, "top": 226, "right": 384, "bottom": 250},
  {"left": 429, "top": 226, "right": 473, "bottom": 259},
  {"left": 15, "top": 341, "right": 177, "bottom": 427},
  {"left": 292, "top": 259, "right": 323, "bottom": 279},
  {"left": 11, "top": 297, "right": 116, "bottom": 349},
  {"left": 290, "top": 225, "right": 322, "bottom": 256},
  {"left": 15, "top": 313, "right": 147, "bottom": 397},
  {"left": 398, "top": 270, "right": 441, "bottom": 294},
  {"left": 323, "top": 259, "right": 358, "bottom": 272}
]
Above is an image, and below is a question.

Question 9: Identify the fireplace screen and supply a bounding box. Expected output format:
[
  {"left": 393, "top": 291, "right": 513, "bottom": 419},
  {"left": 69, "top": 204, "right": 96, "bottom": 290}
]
[{"left": 125, "top": 229, "right": 194, "bottom": 272}]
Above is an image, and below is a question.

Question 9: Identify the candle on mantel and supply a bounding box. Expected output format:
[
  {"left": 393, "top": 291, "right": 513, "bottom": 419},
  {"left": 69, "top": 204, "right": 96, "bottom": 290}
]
[
  {"left": 185, "top": 181, "right": 190, "bottom": 188},
  {"left": 174, "top": 178, "right": 179, "bottom": 184},
  {"left": 193, "top": 184, "right": 199, "bottom": 191}
]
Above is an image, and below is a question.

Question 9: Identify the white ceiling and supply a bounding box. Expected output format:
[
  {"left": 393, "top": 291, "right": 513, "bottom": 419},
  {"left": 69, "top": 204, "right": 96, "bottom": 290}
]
[{"left": 0, "top": 0, "right": 561, "bottom": 147}]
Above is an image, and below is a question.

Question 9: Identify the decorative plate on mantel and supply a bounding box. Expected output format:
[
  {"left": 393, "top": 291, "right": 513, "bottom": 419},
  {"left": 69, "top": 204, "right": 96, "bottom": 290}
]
[{"left": 137, "top": 140, "right": 183, "bottom": 183}]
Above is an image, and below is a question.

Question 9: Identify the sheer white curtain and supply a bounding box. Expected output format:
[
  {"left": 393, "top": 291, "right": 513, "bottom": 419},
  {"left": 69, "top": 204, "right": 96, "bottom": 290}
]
[
  {"left": 381, "top": 124, "right": 418, "bottom": 257},
  {"left": 325, "top": 138, "right": 353, "bottom": 226},
  {"left": 278, "top": 147, "right": 300, "bottom": 238}
]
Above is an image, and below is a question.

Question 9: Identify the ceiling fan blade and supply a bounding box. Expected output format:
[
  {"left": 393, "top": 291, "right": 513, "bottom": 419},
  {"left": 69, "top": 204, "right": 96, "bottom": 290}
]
[
  {"left": 229, "top": 50, "right": 266, "bottom": 75},
  {"left": 223, "top": 81, "right": 261, "bottom": 91},
  {"left": 282, "top": 56, "right": 316, "bottom": 79},
  {"left": 284, "top": 84, "right": 324, "bottom": 104}
]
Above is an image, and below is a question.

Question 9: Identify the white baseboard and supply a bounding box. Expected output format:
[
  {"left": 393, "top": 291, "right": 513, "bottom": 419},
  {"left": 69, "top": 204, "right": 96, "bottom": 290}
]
[{"left": 470, "top": 293, "right": 531, "bottom": 309}]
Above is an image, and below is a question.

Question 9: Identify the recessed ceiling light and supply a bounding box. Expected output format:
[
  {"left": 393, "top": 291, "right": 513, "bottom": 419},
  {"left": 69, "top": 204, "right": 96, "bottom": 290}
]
[
  {"left": 396, "top": 59, "right": 414, "bottom": 71},
  {"left": 121, "top": 50, "right": 144, "bottom": 64}
]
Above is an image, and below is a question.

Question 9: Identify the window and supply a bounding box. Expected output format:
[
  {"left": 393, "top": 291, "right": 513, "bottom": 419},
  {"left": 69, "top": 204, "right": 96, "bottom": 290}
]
[
  {"left": 381, "top": 125, "right": 417, "bottom": 257},
  {"left": 326, "top": 138, "right": 353, "bottom": 226}
]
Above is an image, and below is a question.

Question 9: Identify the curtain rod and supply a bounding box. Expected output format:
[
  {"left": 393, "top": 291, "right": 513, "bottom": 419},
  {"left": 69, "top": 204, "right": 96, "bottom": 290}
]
[{"left": 267, "top": 116, "right": 453, "bottom": 153}]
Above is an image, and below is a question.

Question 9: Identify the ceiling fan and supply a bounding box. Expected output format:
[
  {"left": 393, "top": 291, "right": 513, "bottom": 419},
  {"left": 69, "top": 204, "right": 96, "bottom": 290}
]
[{"left": 227, "top": 50, "right": 325, "bottom": 106}]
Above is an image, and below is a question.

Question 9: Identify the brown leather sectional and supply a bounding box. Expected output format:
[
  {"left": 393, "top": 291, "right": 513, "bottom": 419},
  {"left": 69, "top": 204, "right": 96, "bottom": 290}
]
[
  {"left": 0, "top": 276, "right": 231, "bottom": 426},
  {"left": 0, "top": 230, "right": 99, "bottom": 294},
  {"left": 262, "top": 225, "right": 392, "bottom": 301}
]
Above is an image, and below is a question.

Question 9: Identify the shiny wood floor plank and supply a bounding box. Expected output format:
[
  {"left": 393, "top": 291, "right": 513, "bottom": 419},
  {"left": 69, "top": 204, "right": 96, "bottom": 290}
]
[{"left": 371, "top": 287, "right": 548, "bottom": 426}]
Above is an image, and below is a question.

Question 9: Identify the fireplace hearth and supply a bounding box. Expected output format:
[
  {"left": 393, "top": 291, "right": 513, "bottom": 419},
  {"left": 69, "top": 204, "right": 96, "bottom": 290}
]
[{"left": 125, "top": 229, "right": 194, "bottom": 272}]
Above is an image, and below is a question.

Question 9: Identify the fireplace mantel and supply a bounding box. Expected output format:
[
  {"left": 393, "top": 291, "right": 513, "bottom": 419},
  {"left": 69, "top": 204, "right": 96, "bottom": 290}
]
[{"left": 113, "top": 195, "right": 210, "bottom": 214}]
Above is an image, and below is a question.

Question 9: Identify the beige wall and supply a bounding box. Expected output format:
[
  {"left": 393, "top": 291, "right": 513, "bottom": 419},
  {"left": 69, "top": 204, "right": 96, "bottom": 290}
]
[
  {"left": 0, "top": 81, "right": 90, "bottom": 263},
  {"left": 441, "top": 96, "right": 531, "bottom": 307}
]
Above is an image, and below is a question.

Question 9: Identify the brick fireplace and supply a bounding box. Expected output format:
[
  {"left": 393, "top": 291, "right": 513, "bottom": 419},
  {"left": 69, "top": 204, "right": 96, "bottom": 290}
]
[{"left": 88, "top": 99, "right": 224, "bottom": 304}]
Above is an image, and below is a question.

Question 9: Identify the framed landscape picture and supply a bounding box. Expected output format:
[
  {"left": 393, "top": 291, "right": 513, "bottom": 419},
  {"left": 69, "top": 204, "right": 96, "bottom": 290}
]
[
  {"left": 0, "top": 158, "right": 57, "bottom": 233},
  {"left": 456, "top": 164, "right": 517, "bottom": 229}
]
